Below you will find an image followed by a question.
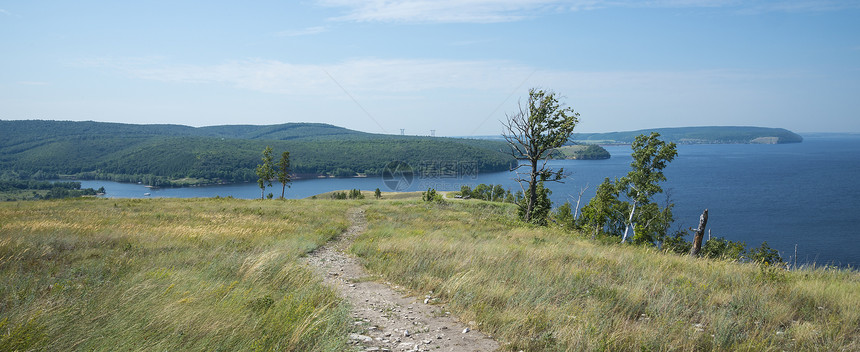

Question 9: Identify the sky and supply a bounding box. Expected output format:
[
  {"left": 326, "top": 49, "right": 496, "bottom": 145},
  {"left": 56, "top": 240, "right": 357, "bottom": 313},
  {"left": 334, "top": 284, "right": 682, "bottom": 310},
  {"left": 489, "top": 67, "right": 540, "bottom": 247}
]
[{"left": 1, "top": 0, "right": 859, "bottom": 136}]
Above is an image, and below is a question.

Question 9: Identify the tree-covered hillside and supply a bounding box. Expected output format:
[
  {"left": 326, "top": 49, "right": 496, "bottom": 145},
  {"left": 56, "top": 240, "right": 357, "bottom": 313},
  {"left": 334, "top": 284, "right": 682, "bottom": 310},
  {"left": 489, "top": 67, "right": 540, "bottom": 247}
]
[
  {"left": 0, "top": 120, "right": 514, "bottom": 186},
  {"left": 551, "top": 144, "right": 611, "bottom": 160}
]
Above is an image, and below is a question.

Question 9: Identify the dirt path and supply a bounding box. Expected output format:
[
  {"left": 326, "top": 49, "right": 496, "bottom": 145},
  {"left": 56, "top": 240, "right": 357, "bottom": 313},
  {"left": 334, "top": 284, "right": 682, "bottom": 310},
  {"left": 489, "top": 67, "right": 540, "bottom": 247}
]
[{"left": 304, "top": 208, "right": 499, "bottom": 352}]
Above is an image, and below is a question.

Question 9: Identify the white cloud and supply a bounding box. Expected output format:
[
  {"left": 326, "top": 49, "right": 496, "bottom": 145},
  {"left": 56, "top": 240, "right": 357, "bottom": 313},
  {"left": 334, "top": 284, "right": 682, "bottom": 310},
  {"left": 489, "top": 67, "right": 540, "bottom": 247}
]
[
  {"left": 317, "top": 0, "right": 571, "bottom": 23},
  {"left": 77, "top": 57, "right": 786, "bottom": 114},
  {"left": 83, "top": 57, "right": 536, "bottom": 96},
  {"left": 316, "top": 0, "right": 860, "bottom": 23},
  {"left": 275, "top": 26, "right": 328, "bottom": 37},
  {"left": 17, "top": 81, "right": 50, "bottom": 86}
]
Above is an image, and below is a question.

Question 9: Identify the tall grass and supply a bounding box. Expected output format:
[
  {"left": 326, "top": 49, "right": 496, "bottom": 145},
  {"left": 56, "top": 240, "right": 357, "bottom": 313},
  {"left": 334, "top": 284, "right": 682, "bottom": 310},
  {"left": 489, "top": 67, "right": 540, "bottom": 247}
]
[
  {"left": 0, "top": 198, "right": 355, "bottom": 351},
  {"left": 352, "top": 200, "right": 860, "bottom": 351}
]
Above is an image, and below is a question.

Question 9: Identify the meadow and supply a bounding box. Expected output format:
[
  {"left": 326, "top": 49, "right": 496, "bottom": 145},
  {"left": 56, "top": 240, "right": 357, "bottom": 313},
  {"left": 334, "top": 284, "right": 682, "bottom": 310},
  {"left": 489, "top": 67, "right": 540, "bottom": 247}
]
[
  {"left": 2, "top": 197, "right": 859, "bottom": 351},
  {"left": 0, "top": 198, "right": 355, "bottom": 351},
  {"left": 352, "top": 199, "right": 860, "bottom": 351}
]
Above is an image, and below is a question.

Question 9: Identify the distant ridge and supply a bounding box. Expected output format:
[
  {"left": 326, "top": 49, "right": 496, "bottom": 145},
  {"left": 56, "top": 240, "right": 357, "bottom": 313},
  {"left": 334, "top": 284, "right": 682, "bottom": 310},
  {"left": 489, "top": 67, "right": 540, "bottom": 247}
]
[
  {"left": 468, "top": 126, "right": 803, "bottom": 145},
  {"left": 573, "top": 126, "right": 803, "bottom": 144}
]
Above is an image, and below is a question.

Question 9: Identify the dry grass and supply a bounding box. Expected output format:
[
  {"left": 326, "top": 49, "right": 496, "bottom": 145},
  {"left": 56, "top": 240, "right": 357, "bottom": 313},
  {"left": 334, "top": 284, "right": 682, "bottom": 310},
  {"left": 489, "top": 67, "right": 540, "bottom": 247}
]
[
  {"left": 0, "top": 198, "right": 355, "bottom": 351},
  {"left": 352, "top": 200, "right": 860, "bottom": 351},
  {"left": 4, "top": 197, "right": 858, "bottom": 351}
]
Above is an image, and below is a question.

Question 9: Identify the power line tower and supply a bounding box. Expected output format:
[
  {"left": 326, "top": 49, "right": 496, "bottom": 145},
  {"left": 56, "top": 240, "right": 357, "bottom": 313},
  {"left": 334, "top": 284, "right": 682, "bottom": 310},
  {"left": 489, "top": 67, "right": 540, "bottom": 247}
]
[
  {"left": 430, "top": 129, "right": 436, "bottom": 137},
  {"left": 400, "top": 128, "right": 405, "bottom": 136}
]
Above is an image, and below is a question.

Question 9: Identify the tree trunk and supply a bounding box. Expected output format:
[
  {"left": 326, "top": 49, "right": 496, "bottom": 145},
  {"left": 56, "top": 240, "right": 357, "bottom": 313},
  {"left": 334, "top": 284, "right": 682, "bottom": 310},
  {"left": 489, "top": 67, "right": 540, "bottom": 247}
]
[
  {"left": 621, "top": 201, "right": 636, "bottom": 243},
  {"left": 573, "top": 184, "right": 588, "bottom": 221},
  {"left": 690, "top": 209, "right": 709, "bottom": 257},
  {"left": 526, "top": 161, "right": 538, "bottom": 222}
]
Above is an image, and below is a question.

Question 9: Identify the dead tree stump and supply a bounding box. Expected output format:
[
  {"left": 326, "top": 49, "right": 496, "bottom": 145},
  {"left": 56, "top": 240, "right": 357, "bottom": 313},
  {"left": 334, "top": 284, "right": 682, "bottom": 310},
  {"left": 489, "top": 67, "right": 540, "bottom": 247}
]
[{"left": 690, "top": 209, "right": 708, "bottom": 257}]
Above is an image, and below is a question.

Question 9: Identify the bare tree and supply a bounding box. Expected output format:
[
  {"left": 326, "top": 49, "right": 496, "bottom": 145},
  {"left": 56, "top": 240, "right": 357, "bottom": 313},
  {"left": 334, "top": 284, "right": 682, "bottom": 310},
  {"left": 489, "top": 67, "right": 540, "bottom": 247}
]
[
  {"left": 572, "top": 183, "right": 590, "bottom": 221},
  {"left": 502, "top": 88, "right": 579, "bottom": 223},
  {"left": 690, "top": 209, "right": 708, "bottom": 257},
  {"left": 277, "top": 151, "right": 291, "bottom": 199}
]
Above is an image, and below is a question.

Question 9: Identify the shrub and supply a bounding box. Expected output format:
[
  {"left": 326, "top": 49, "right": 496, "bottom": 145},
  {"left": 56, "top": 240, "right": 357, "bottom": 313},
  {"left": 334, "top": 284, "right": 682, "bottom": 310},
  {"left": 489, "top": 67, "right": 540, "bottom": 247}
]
[
  {"left": 422, "top": 188, "right": 442, "bottom": 202},
  {"left": 749, "top": 241, "right": 783, "bottom": 266},
  {"left": 701, "top": 236, "right": 747, "bottom": 261}
]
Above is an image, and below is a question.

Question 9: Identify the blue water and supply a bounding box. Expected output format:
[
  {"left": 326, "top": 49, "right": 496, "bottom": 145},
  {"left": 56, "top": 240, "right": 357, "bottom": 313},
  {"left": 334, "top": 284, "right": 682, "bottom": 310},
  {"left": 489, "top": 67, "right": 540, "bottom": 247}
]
[{"left": 75, "top": 135, "right": 860, "bottom": 268}]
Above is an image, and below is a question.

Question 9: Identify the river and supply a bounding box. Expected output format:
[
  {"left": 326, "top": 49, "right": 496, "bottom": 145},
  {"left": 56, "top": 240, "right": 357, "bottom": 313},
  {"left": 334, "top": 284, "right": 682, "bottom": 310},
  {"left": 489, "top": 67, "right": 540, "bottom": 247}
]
[{"left": 74, "top": 134, "right": 860, "bottom": 268}]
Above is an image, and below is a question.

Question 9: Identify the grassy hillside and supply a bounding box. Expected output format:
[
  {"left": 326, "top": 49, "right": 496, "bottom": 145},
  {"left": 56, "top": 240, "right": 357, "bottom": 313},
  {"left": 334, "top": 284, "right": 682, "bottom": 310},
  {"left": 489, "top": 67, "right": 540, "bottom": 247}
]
[
  {"left": 352, "top": 200, "right": 859, "bottom": 351},
  {"left": 573, "top": 126, "right": 803, "bottom": 144},
  {"left": 4, "top": 198, "right": 857, "bottom": 351},
  {"left": 0, "top": 120, "right": 514, "bottom": 185},
  {"left": 0, "top": 198, "right": 356, "bottom": 351}
]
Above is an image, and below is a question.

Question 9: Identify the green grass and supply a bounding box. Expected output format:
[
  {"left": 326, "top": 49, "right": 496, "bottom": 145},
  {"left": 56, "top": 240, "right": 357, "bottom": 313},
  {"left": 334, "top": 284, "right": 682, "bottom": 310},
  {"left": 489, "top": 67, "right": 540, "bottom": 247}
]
[
  {"left": 4, "top": 197, "right": 859, "bottom": 351},
  {"left": 352, "top": 200, "right": 860, "bottom": 351},
  {"left": 0, "top": 198, "right": 356, "bottom": 351}
]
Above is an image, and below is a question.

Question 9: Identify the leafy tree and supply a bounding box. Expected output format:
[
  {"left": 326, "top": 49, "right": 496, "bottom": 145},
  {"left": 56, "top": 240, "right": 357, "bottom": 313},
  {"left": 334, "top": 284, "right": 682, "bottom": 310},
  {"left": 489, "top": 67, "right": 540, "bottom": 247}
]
[
  {"left": 255, "top": 146, "right": 275, "bottom": 200},
  {"left": 503, "top": 88, "right": 579, "bottom": 224},
  {"left": 617, "top": 133, "right": 677, "bottom": 243},
  {"left": 579, "top": 133, "right": 676, "bottom": 244},
  {"left": 579, "top": 177, "right": 626, "bottom": 238},
  {"left": 472, "top": 184, "right": 491, "bottom": 200},
  {"left": 491, "top": 184, "right": 506, "bottom": 202},
  {"left": 374, "top": 188, "right": 382, "bottom": 199},
  {"left": 459, "top": 185, "right": 472, "bottom": 198},
  {"left": 277, "top": 151, "right": 292, "bottom": 199},
  {"left": 517, "top": 182, "right": 552, "bottom": 226}
]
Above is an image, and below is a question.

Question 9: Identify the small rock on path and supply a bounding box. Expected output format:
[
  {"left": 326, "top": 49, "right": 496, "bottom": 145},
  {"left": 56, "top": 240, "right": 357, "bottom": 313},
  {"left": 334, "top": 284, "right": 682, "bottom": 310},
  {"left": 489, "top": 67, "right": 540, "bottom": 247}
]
[{"left": 304, "top": 208, "right": 499, "bottom": 352}]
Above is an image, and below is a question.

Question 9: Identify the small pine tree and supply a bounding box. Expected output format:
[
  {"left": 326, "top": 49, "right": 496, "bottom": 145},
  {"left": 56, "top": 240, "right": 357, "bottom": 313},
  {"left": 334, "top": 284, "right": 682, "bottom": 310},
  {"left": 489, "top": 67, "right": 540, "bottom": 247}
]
[{"left": 552, "top": 201, "right": 576, "bottom": 230}]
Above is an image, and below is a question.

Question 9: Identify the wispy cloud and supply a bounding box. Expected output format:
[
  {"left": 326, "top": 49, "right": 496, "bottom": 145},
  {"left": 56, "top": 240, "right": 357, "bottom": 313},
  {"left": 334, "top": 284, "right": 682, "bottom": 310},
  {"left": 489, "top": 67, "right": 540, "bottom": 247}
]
[
  {"left": 317, "top": 0, "right": 569, "bottom": 23},
  {"left": 0, "top": 8, "right": 12, "bottom": 16},
  {"left": 80, "top": 57, "right": 534, "bottom": 95},
  {"left": 76, "top": 56, "right": 778, "bottom": 101},
  {"left": 275, "top": 26, "right": 328, "bottom": 37},
  {"left": 317, "top": 0, "right": 860, "bottom": 23},
  {"left": 18, "top": 81, "right": 50, "bottom": 86}
]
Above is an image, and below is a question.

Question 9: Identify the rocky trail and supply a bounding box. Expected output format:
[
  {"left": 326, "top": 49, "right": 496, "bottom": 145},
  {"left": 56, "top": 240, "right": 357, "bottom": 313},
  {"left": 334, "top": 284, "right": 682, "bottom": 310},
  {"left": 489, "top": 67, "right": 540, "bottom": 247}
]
[{"left": 304, "top": 208, "right": 499, "bottom": 352}]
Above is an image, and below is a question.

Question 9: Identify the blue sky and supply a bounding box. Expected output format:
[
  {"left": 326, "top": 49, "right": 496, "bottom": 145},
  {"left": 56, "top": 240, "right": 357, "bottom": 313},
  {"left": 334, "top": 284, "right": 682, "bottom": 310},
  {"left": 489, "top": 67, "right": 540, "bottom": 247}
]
[{"left": 1, "top": 1, "right": 858, "bottom": 135}]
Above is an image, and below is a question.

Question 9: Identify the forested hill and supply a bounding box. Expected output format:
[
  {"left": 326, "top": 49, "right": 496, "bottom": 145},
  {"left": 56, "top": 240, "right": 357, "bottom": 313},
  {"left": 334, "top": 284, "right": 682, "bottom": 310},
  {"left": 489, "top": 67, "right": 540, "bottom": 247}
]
[
  {"left": 0, "top": 120, "right": 514, "bottom": 186},
  {"left": 0, "top": 120, "right": 368, "bottom": 141},
  {"left": 573, "top": 126, "right": 803, "bottom": 144}
]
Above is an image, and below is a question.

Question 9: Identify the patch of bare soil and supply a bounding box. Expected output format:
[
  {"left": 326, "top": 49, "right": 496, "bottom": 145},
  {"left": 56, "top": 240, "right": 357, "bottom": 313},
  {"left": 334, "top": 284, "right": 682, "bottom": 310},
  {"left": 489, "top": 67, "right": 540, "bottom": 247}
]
[{"left": 305, "top": 208, "right": 499, "bottom": 352}]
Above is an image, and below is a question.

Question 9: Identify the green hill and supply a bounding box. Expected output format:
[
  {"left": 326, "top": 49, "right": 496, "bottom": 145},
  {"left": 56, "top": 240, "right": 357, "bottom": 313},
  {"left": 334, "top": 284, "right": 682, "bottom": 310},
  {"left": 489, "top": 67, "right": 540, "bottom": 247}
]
[
  {"left": 574, "top": 126, "right": 803, "bottom": 144},
  {"left": 0, "top": 120, "right": 514, "bottom": 186}
]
